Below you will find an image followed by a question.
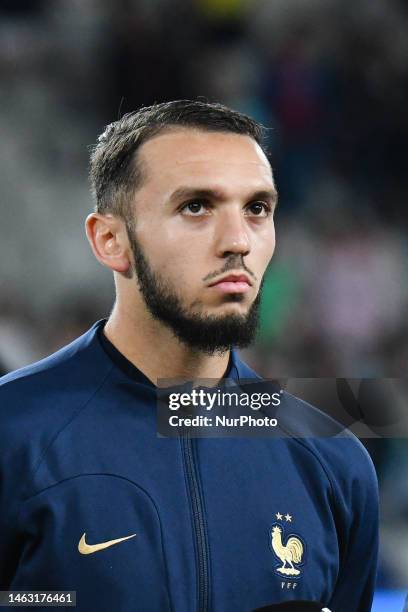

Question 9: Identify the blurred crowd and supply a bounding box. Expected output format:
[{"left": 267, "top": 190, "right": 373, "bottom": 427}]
[{"left": 0, "top": 0, "right": 407, "bottom": 590}]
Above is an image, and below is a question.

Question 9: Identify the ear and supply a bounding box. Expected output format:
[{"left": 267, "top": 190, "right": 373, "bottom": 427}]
[{"left": 85, "top": 213, "right": 131, "bottom": 274}]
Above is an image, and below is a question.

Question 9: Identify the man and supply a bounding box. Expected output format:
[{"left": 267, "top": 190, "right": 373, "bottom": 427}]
[{"left": 0, "top": 101, "right": 378, "bottom": 611}]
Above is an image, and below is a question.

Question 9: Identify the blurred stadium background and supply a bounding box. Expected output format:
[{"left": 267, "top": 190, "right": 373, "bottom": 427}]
[{"left": 0, "top": 0, "right": 407, "bottom": 608}]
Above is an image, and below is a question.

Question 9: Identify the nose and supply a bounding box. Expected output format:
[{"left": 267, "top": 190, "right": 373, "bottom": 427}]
[{"left": 214, "top": 207, "right": 250, "bottom": 259}]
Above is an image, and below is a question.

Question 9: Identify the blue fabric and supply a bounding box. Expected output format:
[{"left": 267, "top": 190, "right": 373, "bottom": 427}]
[{"left": 0, "top": 320, "right": 378, "bottom": 611}]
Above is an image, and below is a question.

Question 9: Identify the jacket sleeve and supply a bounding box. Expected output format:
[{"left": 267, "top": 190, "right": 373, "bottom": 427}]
[
  {"left": 0, "top": 404, "right": 30, "bottom": 590},
  {"left": 326, "top": 438, "right": 379, "bottom": 611}
]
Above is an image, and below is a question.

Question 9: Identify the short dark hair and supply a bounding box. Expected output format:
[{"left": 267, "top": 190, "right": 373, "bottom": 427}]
[{"left": 89, "top": 99, "right": 267, "bottom": 219}]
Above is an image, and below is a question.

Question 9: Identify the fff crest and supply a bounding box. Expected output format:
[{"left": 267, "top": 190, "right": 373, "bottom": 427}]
[{"left": 270, "top": 514, "right": 306, "bottom": 578}]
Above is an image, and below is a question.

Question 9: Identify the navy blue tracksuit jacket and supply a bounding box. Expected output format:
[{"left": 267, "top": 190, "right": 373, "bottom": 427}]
[{"left": 0, "top": 320, "right": 378, "bottom": 611}]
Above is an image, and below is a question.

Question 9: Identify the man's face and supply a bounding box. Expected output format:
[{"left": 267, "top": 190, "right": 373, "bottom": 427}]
[{"left": 126, "top": 128, "right": 277, "bottom": 353}]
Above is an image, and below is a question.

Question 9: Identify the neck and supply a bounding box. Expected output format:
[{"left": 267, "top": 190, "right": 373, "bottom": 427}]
[{"left": 103, "top": 300, "right": 231, "bottom": 385}]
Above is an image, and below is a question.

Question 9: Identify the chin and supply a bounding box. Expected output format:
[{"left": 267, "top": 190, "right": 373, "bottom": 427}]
[{"left": 211, "top": 301, "right": 250, "bottom": 316}]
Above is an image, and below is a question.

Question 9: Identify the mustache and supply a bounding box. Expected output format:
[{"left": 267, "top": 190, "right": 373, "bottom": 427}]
[{"left": 202, "top": 255, "right": 257, "bottom": 284}]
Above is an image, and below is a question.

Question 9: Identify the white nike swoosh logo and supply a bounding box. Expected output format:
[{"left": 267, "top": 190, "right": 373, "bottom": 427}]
[{"left": 78, "top": 532, "right": 137, "bottom": 555}]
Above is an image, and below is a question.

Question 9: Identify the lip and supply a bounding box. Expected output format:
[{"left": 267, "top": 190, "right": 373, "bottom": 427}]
[
  {"left": 208, "top": 273, "right": 253, "bottom": 287},
  {"left": 208, "top": 273, "right": 253, "bottom": 294}
]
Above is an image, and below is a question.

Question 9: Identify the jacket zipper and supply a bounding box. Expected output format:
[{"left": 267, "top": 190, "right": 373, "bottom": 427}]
[{"left": 181, "top": 430, "right": 210, "bottom": 612}]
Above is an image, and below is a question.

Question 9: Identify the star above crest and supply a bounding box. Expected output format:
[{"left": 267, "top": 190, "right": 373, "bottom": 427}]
[{"left": 275, "top": 512, "right": 293, "bottom": 522}]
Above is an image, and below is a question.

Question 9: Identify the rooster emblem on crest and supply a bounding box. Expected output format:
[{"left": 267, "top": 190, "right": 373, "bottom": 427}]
[{"left": 271, "top": 525, "right": 304, "bottom": 576}]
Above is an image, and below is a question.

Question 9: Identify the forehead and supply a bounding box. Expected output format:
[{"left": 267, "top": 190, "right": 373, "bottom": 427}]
[{"left": 137, "top": 128, "right": 274, "bottom": 191}]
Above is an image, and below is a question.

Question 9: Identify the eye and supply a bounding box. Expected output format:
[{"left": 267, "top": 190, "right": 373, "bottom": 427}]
[
  {"left": 180, "top": 200, "right": 210, "bottom": 216},
  {"left": 245, "top": 201, "right": 272, "bottom": 217}
]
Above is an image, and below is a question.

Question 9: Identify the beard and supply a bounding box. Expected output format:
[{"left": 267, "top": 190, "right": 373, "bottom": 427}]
[{"left": 125, "top": 222, "right": 262, "bottom": 355}]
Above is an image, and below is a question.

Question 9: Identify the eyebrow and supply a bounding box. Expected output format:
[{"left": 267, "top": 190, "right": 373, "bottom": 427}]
[{"left": 169, "top": 186, "right": 279, "bottom": 209}]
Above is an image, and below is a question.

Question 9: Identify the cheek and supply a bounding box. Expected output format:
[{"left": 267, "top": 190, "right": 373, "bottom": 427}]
[
  {"left": 149, "top": 242, "right": 199, "bottom": 293},
  {"left": 256, "top": 225, "right": 276, "bottom": 270},
  {"left": 149, "top": 222, "right": 207, "bottom": 267},
  {"left": 138, "top": 215, "right": 199, "bottom": 253},
  {"left": 135, "top": 219, "right": 207, "bottom": 294},
  {"left": 135, "top": 221, "right": 176, "bottom": 265},
  {"left": 269, "top": 231, "right": 276, "bottom": 259}
]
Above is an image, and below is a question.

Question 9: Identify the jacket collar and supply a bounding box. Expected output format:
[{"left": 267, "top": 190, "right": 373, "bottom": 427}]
[
  {"left": 227, "top": 349, "right": 261, "bottom": 383},
  {"left": 92, "top": 319, "right": 260, "bottom": 386}
]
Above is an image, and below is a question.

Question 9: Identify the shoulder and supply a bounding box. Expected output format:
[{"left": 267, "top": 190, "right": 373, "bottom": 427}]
[
  {"left": 232, "top": 353, "right": 378, "bottom": 502},
  {"left": 0, "top": 320, "right": 114, "bottom": 506},
  {"left": 0, "top": 320, "right": 113, "bottom": 455},
  {"left": 0, "top": 319, "right": 111, "bottom": 397},
  {"left": 278, "top": 391, "right": 379, "bottom": 511}
]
